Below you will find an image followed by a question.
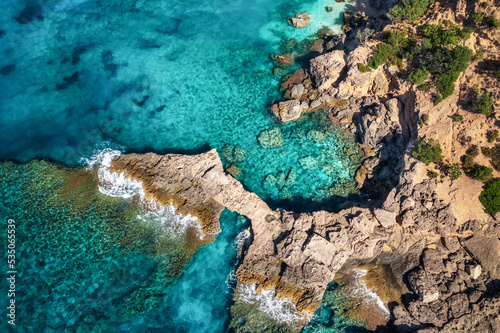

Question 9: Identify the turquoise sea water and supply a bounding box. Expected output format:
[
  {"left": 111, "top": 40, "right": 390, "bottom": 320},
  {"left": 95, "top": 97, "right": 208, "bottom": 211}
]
[
  {"left": 0, "top": 0, "right": 378, "bottom": 331},
  {"left": 0, "top": 0, "right": 361, "bottom": 209}
]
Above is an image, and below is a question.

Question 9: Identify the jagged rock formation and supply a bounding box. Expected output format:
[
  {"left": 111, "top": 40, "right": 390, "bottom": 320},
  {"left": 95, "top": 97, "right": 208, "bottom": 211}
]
[{"left": 107, "top": 0, "right": 500, "bottom": 330}]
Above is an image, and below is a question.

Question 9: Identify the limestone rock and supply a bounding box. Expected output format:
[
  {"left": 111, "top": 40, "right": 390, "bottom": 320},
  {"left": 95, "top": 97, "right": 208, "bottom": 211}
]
[
  {"left": 309, "top": 50, "right": 346, "bottom": 92},
  {"left": 465, "top": 264, "right": 482, "bottom": 280},
  {"left": 276, "top": 100, "right": 308, "bottom": 122},
  {"left": 290, "top": 12, "right": 310, "bottom": 28},
  {"left": 373, "top": 208, "right": 397, "bottom": 228},
  {"left": 290, "top": 83, "right": 305, "bottom": 99},
  {"left": 303, "top": 234, "right": 336, "bottom": 267},
  {"left": 408, "top": 268, "right": 440, "bottom": 303}
]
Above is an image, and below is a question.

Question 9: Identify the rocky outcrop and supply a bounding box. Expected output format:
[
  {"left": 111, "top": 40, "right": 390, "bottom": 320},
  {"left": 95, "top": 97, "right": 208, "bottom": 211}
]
[
  {"left": 309, "top": 50, "right": 346, "bottom": 92},
  {"left": 106, "top": 147, "right": 500, "bottom": 325},
  {"left": 289, "top": 12, "right": 310, "bottom": 28}
]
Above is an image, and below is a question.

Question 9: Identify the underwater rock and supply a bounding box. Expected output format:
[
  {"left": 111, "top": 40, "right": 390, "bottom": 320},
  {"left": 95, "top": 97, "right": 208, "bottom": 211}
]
[
  {"left": 226, "top": 164, "right": 242, "bottom": 178},
  {"left": 274, "top": 53, "right": 295, "bottom": 67},
  {"left": 306, "top": 129, "right": 326, "bottom": 143},
  {"left": 289, "top": 12, "right": 311, "bottom": 29},
  {"left": 257, "top": 127, "right": 284, "bottom": 148},
  {"left": 298, "top": 155, "right": 318, "bottom": 170},
  {"left": 16, "top": 5, "right": 44, "bottom": 24}
]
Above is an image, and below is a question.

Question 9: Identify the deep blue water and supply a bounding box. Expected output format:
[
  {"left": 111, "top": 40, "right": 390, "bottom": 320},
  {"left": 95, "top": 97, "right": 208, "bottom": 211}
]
[{"left": 0, "top": 0, "right": 373, "bottom": 331}]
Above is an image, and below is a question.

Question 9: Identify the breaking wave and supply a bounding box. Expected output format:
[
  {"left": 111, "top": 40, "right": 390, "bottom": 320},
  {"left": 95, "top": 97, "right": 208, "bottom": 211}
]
[{"left": 237, "top": 283, "right": 311, "bottom": 324}]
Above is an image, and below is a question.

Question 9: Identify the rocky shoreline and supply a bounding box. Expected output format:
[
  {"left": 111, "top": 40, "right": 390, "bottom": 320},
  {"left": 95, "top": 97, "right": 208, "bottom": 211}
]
[{"left": 106, "top": 0, "right": 500, "bottom": 331}]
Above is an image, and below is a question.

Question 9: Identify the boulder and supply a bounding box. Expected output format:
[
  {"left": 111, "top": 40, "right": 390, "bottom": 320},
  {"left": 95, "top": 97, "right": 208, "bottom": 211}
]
[
  {"left": 309, "top": 50, "right": 346, "bottom": 92},
  {"left": 290, "top": 83, "right": 305, "bottom": 99},
  {"left": 290, "top": 12, "right": 310, "bottom": 28},
  {"left": 276, "top": 100, "right": 308, "bottom": 122}
]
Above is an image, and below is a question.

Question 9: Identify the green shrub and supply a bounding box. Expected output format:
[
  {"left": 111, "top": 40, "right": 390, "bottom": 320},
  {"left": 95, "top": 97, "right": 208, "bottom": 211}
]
[
  {"left": 482, "top": 144, "right": 500, "bottom": 171},
  {"left": 389, "top": 0, "right": 435, "bottom": 23},
  {"left": 385, "top": 30, "right": 406, "bottom": 46},
  {"left": 481, "top": 2, "right": 488, "bottom": 9},
  {"left": 412, "top": 139, "right": 442, "bottom": 165},
  {"left": 472, "top": 12, "right": 484, "bottom": 23},
  {"left": 429, "top": 46, "right": 473, "bottom": 101},
  {"left": 423, "top": 23, "right": 473, "bottom": 47},
  {"left": 473, "top": 91, "right": 493, "bottom": 116},
  {"left": 479, "top": 179, "right": 500, "bottom": 215},
  {"left": 467, "top": 145, "right": 480, "bottom": 157},
  {"left": 420, "top": 38, "right": 433, "bottom": 50},
  {"left": 368, "top": 43, "right": 400, "bottom": 69},
  {"left": 448, "top": 163, "right": 462, "bottom": 180},
  {"left": 488, "top": 130, "right": 499, "bottom": 143},
  {"left": 452, "top": 114, "right": 464, "bottom": 122},
  {"left": 462, "top": 154, "right": 476, "bottom": 173},
  {"left": 469, "top": 164, "right": 493, "bottom": 182},
  {"left": 437, "top": 46, "right": 474, "bottom": 73},
  {"left": 409, "top": 68, "right": 430, "bottom": 85},
  {"left": 427, "top": 170, "right": 439, "bottom": 178},
  {"left": 358, "top": 63, "right": 372, "bottom": 73},
  {"left": 482, "top": 146, "right": 492, "bottom": 157},
  {"left": 486, "top": 16, "right": 500, "bottom": 29},
  {"left": 437, "top": 73, "right": 458, "bottom": 99},
  {"left": 419, "top": 84, "right": 430, "bottom": 91}
]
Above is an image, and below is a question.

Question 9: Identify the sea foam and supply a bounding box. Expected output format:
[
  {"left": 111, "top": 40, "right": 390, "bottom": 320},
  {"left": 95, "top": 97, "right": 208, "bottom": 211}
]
[
  {"left": 351, "top": 269, "right": 391, "bottom": 316},
  {"left": 237, "top": 283, "right": 311, "bottom": 325}
]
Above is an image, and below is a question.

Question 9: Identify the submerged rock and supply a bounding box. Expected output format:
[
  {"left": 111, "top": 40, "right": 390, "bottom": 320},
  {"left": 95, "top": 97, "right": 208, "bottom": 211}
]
[{"left": 257, "top": 127, "right": 284, "bottom": 148}]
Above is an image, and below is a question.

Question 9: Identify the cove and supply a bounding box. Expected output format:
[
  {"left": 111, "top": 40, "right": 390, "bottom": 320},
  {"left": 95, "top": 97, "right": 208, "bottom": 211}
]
[{"left": 0, "top": 0, "right": 361, "bottom": 210}]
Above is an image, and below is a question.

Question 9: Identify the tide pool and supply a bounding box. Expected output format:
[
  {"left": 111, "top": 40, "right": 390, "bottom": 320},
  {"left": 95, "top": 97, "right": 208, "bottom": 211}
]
[{"left": 0, "top": 0, "right": 361, "bottom": 209}]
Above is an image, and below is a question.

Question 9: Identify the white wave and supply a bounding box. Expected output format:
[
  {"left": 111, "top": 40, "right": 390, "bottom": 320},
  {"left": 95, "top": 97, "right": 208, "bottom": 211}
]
[
  {"left": 235, "top": 228, "right": 251, "bottom": 251},
  {"left": 83, "top": 147, "right": 203, "bottom": 238},
  {"left": 236, "top": 283, "right": 311, "bottom": 324},
  {"left": 82, "top": 147, "right": 122, "bottom": 169},
  {"left": 351, "top": 269, "right": 390, "bottom": 316},
  {"left": 136, "top": 198, "right": 202, "bottom": 237}
]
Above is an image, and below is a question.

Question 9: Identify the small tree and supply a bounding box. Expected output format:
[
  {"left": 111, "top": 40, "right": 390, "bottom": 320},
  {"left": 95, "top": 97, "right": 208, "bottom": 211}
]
[
  {"left": 486, "top": 16, "right": 500, "bottom": 29},
  {"left": 479, "top": 179, "right": 500, "bottom": 215},
  {"left": 472, "top": 12, "right": 483, "bottom": 23},
  {"left": 469, "top": 165, "right": 493, "bottom": 182},
  {"left": 412, "top": 139, "right": 442, "bottom": 165},
  {"left": 448, "top": 163, "right": 462, "bottom": 180},
  {"left": 473, "top": 91, "right": 494, "bottom": 116},
  {"left": 409, "top": 68, "right": 430, "bottom": 85}
]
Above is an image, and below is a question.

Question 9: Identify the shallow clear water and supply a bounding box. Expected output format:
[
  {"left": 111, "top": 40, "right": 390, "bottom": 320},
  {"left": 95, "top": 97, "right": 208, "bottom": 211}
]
[{"left": 0, "top": 0, "right": 360, "bottom": 208}]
